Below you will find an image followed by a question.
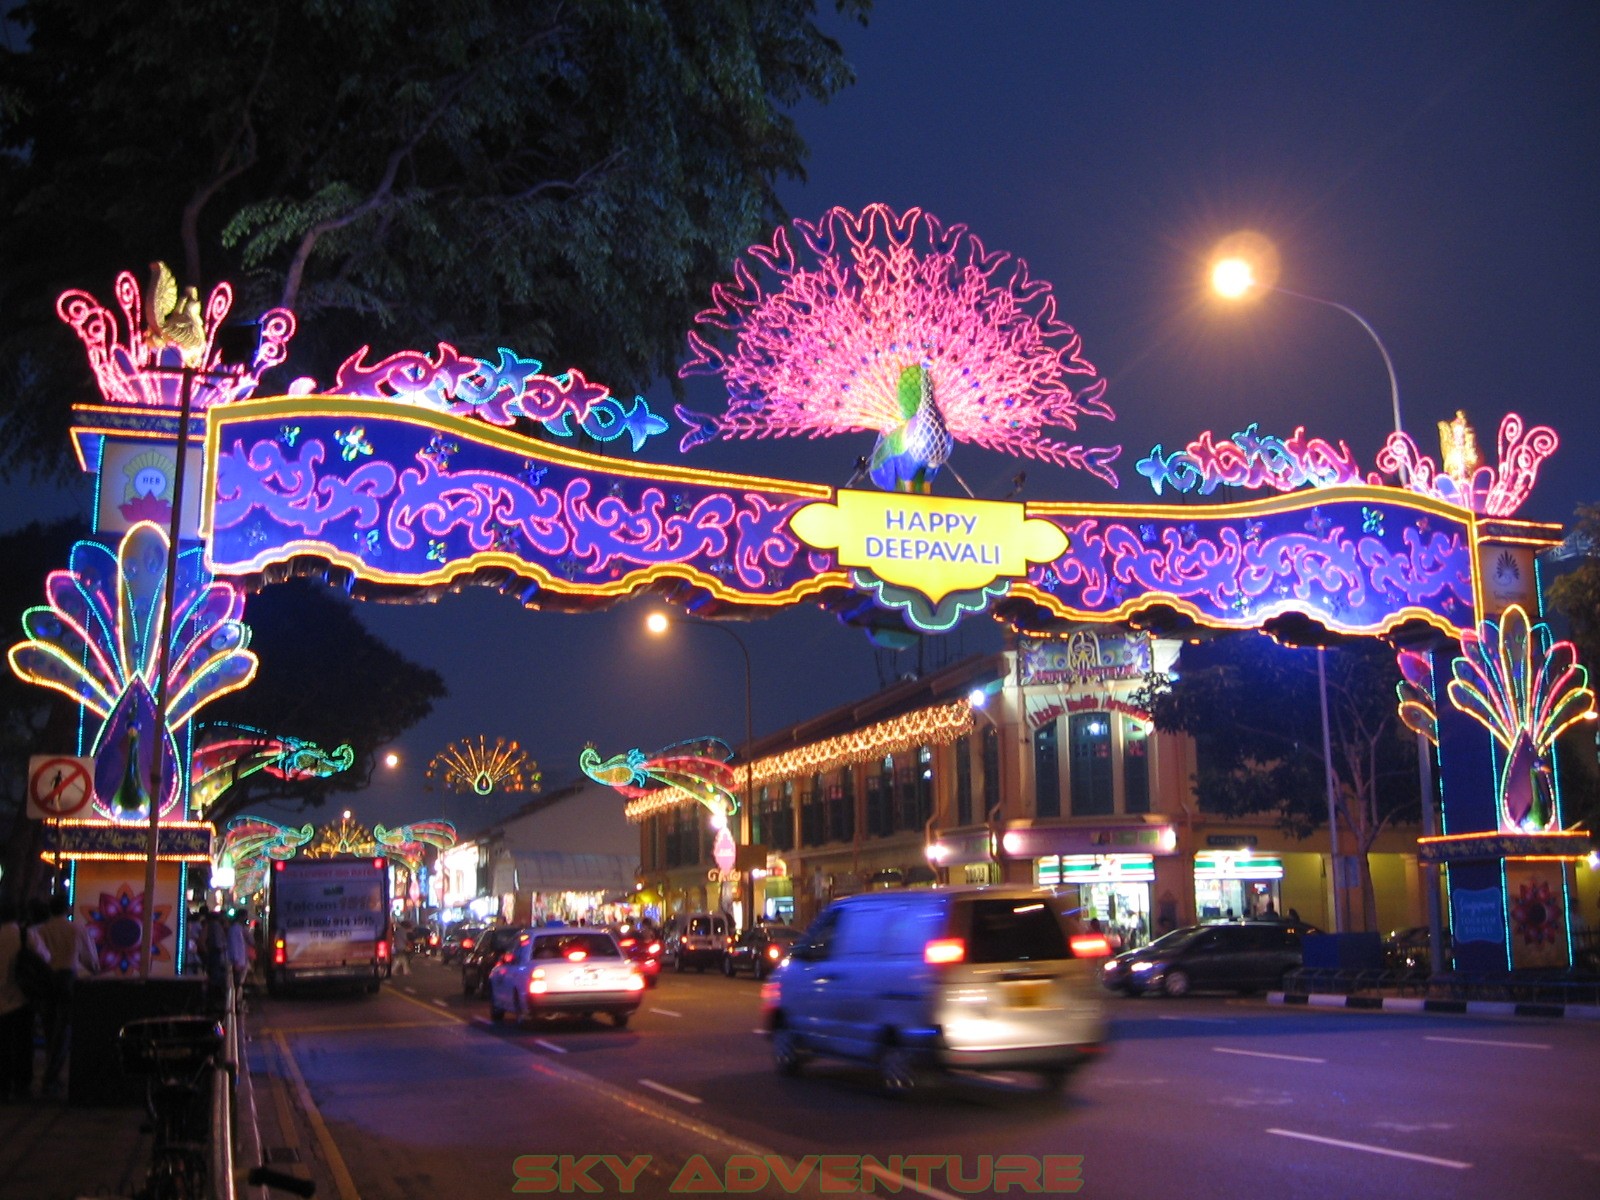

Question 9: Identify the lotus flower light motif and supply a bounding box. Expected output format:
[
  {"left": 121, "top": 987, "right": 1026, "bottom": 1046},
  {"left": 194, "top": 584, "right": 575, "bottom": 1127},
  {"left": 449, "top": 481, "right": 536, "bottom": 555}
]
[
  {"left": 7, "top": 522, "right": 258, "bottom": 820},
  {"left": 676, "top": 204, "right": 1120, "bottom": 491},
  {"left": 1445, "top": 604, "right": 1596, "bottom": 831}
]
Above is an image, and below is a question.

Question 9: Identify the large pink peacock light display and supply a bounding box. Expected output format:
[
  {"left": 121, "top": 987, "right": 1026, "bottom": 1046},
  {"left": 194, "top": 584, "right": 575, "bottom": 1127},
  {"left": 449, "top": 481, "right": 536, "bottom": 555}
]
[{"left": 676, "top": 204, "right": 1120, "bottom": 492}]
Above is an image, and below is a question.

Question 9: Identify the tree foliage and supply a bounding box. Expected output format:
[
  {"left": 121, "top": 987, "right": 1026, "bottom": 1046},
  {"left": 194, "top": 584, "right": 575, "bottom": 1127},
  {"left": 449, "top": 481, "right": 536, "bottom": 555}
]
[
  {"left": 1547, "top": 502, "right": 1600, "bottom": 677},
  {"left": 203, "top": 579, "right": 447, "bottom": 824},
  {"left": 1141, "top": 632, "right": 1421, "bottom": 930},
  {"left": 0, "top": 0, "right": 869, "bottom": 478}
]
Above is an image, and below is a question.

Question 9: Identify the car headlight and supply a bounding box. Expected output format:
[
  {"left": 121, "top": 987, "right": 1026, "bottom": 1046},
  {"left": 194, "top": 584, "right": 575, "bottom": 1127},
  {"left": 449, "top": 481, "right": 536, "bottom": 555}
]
[{"left": 1130, "top": 961, "right": 1156, "bottom": 973}]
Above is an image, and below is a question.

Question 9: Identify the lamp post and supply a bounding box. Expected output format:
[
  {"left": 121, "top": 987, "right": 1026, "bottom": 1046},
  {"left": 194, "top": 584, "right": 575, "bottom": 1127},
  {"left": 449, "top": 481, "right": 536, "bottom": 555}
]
[
  {"left": 645, "top": 612, "right": 756, "bottom": 924},
  {"left": 1211, "top": 241, "right": 1443, "bottom": 952}
]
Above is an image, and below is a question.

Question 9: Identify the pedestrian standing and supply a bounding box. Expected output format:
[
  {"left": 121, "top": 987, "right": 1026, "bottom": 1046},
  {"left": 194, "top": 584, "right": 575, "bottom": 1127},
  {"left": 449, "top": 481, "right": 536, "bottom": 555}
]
[
  {"left": 202, "top": 909, "right": 230, "bottom": 1002},
  {"left": 227, "top": 913, "right": 251, "bottom": 996},
  {"left": 390, "top": 924, "right": 412, "bottom": 977},
  {"left": 0, "top": 899, "right": 40, "bottom": 1102},
  {"left": 30, "top": 893, "right": 98, "bottom": 1097}
]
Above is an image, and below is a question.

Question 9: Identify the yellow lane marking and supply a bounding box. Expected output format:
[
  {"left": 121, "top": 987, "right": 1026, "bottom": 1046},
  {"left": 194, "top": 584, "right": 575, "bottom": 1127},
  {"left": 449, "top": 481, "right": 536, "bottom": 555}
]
[{"left": 272, "top": 1031, "right": 363, "bottom": 1200}]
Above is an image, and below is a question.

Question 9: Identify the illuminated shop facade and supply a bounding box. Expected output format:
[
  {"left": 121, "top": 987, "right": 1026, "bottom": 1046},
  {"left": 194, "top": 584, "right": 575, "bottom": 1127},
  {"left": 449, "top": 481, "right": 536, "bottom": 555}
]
[{"left": 634, "top": 630, "right": 1429, "bottom": 939}]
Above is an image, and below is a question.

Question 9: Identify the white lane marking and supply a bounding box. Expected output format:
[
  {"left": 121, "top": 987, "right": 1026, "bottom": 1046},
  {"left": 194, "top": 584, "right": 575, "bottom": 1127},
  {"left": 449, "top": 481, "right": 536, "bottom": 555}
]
[
  {"left": 403, "top": 986, "right": 416, "bottom": 994},
  {"left": 1158, "top": 1014, "right": 1235, "bottom": 1024},
  {"left": 1214, "top": 1047, "right": 1325, "bottom": 1064},
  {"left": 638, "top": 1078, "right": 702, "bottom": 1105},
  {"left": 431, "top": 998, "right": 448, "bottom": 1007},
  {"left": 861, "top": 1162, "right": 963, "bottom": 1200},
  {"left": 1267, "top": 1128, "right": 1471, "bottom": 1169},
  {"left": 649, "top": 1007, "right": 682, "bottom": 1017},
  {"left": 1425, "top": 1035, "right": 1551, "bottom": 1050},
  {"left": 533, "top": 1039, "right": 568, "bottom": 1055},
  {"left": 751, "top": 1029, "right": 767, "bottom": 1035}
]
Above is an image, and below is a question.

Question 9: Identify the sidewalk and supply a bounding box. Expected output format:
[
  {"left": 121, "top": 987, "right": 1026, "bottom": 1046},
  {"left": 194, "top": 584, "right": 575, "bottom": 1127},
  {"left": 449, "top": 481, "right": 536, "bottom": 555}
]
[
  {"left": 1269, "top": 989, "right": 1600, "bottom": 1020},
  {"left": 0, "top": 989, "right": 337, "bottom": 1200}
]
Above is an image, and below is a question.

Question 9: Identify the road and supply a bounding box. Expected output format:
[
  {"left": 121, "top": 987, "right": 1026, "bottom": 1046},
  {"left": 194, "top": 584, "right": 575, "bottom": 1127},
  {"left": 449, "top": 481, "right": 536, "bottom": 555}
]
[{"left": 243, "top": 955, "right": 1600, "bottom": 1199}]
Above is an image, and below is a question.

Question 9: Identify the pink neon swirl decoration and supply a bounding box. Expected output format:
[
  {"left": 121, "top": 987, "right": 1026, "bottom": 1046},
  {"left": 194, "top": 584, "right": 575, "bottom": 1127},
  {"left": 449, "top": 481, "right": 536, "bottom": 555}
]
[{"left": 678, "top": 204, "right": 1120, "bottom": 487}]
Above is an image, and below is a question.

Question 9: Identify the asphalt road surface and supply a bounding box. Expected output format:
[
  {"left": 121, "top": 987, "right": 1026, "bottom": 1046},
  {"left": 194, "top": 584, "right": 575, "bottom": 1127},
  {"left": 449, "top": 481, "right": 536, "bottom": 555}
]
[{"left": 244, "top": 955, "right": 1600, "bottom": 1199}]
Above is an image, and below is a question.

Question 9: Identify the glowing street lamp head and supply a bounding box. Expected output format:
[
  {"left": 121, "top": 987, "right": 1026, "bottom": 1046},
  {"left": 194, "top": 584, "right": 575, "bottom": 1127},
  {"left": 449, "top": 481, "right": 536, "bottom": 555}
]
[
  {"left": 645, "top": 612, "right": 670, "bottom": 636},
  {"left": 1208, "top": 230, "right": 1281, "bottom": 301},
  {"left": 1211, "top": 257, "right": 1256, "bottom": 299},
  {"left": 384, "top": 751, "right": 400, "bottom": 769}
]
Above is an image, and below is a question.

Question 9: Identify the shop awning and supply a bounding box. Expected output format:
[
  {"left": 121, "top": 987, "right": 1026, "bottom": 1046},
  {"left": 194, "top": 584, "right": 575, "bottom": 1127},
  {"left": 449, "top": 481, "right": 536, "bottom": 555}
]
[{"left": 495, "top": 851, "right": 636, "bottom": 895}]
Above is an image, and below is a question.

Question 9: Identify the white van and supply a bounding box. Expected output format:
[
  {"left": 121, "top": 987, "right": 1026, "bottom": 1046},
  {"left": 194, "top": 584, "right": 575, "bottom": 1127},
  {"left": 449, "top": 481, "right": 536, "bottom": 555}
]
[
  {"left": 668, "top": 911, "right": 734, "bottom": 972},
  {"left": 762, "top": 886, "right": 1109, "bottom": 1093}
]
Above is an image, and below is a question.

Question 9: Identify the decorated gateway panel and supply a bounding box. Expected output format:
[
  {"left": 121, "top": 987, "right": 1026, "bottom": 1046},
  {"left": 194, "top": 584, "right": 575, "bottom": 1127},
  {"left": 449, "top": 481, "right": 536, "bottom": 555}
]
[{"left": 204, "top": 397, "right": 841, "bottom": 607}]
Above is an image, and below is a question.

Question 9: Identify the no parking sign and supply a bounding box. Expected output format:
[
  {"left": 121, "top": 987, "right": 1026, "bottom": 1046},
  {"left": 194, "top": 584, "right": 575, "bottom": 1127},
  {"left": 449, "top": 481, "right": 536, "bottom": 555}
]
[{"left": 27, "top": 755, "right": 94, "bottom": 820}]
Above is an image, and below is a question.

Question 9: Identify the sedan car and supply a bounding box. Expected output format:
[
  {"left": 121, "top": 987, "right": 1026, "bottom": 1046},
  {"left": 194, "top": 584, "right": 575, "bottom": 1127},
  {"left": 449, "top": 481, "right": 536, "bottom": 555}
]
[
  {"left": 488, "top": 928, "right": 645, "bottom": 1027},
  {"left": 1101, "top": 921, "right": 1312, "bottom": 997},
  {"left": 723, "top": 924, "right": 801, "bottom": 979},
  {"left": 441, "top": 924, "right": 485, "bottom": 965},
  {"left": 461, "top": 925, "right": 526, "bottom": 997},
  {"left": 610, "top": 924, "right": 664, "bottom": 987}
]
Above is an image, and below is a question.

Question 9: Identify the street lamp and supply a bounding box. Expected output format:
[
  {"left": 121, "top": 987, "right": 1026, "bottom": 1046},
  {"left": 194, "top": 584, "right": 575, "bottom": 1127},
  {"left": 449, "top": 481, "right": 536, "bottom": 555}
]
[
  {"left": 1209, "top": 235, "right": 1442, "bottom": 950},
  {"left": 645, "top": 611, "right": 756, "bottom": 922},
  {"left": 1208, "top": 239, "right": 1403, "bottom": 444}
]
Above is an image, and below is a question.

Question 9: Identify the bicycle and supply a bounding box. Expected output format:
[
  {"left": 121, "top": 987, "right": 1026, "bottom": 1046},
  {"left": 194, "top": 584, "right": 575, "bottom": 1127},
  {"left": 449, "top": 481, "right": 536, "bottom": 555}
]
[{"left": 117, "top": 1015, "right": 225, "bottom": 1200}]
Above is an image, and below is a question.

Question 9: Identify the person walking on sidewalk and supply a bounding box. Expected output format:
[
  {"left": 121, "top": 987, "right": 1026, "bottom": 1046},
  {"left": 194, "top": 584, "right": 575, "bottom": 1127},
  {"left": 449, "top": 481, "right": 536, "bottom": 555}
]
[
  {"left": 30, "top": 893, "right": 99, "bottom": 1096},
  {"left": 0, "top": 899, "right": 41, "bottom": 1102}
]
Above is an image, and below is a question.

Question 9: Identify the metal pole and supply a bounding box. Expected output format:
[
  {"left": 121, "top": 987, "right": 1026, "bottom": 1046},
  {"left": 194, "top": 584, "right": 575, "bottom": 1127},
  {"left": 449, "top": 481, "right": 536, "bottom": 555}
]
[
  {"left": 1417, "top": 645, "right": 1445, "bottom": 976},
  {"left": 1273, "top": 286, "right": 1402, "bottom": 440},
  {"left": 1317, "top": 648, "right": 1344, "bottom": 934},
  {"left": 141, "top": 365, "right": 197, "bottom": 979}
]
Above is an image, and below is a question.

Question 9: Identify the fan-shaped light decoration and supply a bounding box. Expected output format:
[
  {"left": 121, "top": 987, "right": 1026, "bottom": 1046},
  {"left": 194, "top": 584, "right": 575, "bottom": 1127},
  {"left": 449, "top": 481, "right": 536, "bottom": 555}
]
[
  {"left": 676, "top": 204, "right": 1120, "bottom": 491},
  {"left": 6, "top": 521, "right": 257, "bottom": 821},
  {"left": 191, "top": 724, "right": 354, "bottom": 815},
  {"left": 1446, "top": 604, "right": 1597, "bottom": 832},
  {"left": 374, "top": 820, "right": 458, "bottom": 872},
  {"left": 55, "top": 265, "right": 295, "bottom": 409},
  {"left": 303, "top": 814, "right": 376, "bottom": 858},
  {"left": 427, "top": 736, "right": 540, "bottom": 796},
  {"left": 580, "top": 738, "right": 739, "bottom": 822},
  {"left": 1373, "top": 412, "right": 1558, "bottom": 516}
]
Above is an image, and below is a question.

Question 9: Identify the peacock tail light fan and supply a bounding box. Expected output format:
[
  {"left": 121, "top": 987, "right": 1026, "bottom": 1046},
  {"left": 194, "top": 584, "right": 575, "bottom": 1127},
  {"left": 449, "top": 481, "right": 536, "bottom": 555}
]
[
  {"left": 677, "top": 204, "right": 1120, "bottom": 490},
  {"left": 427, "top": 735, "right": 539, "bottom": 796},
  {"left": 6, "top": 522, "right": 258, "bottom": 820},
  {"left": 1394, "top": 649, "right": 1439, "bottom": 747},
  {"left": 1445, "top": 604, "right": 1597, "bottom": 832}
]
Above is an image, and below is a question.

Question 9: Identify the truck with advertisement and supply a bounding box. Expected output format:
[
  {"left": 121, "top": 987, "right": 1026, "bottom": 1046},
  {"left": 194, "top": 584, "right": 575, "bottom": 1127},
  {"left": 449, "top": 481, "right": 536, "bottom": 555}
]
[{"left": 266, "top": 856, "right": 391, "bottom": 994}]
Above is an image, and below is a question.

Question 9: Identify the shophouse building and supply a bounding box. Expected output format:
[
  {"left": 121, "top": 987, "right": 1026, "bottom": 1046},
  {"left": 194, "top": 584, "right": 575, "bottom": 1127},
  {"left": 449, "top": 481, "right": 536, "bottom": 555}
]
[{"left": 635, "top": 629, "right": 1430, "bottom": 940}]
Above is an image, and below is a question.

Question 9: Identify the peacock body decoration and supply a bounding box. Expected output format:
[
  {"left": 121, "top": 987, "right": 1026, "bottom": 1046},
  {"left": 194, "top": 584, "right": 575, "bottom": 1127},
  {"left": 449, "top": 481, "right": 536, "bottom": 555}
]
[
  {"left": 1444, "top": 604, "right": 1596, "bottom": 832},
  {"left": 219, "top": 817, "right": 316, "bottom": 895},
  {"left": 580, "top": 738, "right": 740, "bottom": 823},
  {"left": 676, "top": 204, "right": 1120, "bottom": 492},
  {"left": 7, "top": 522, "right": 257, "bottom": 821},
  {"left": 374, "top": 820, "right": 459, "bottom": 872},
  {"left": 191, "top": 724, "right": 355, "bottom": 816}
]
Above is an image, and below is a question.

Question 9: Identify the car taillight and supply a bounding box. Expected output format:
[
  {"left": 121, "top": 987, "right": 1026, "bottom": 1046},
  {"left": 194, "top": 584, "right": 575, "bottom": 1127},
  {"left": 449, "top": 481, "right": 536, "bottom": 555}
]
[
  {"left": 924, "top": 937, "right": 966, "bottom": 965},
  {"left": 767, "top": 945, "right": 782, "bottom": 959},
  {"left": 377, "top": 939, "right": 391, "bottom": 961},
  {"left": 429, "top": 933, "right": 439, "bottom": 946},
  {"left": 619, "top": 938, "right": 636, "bottom": 948},
  {"left": 273, "top": 937, "right": 285, "bottom": 965},
  {"left": 566, "top": 949, "right": 587, "bottom": 962},
  {"left": 462, "top": 938, "right": 474, "bottom": 950},
  {"left": 625, "top": 967, "right": 645, "bottom": 992},
  {"left": 760, "top": 978, "right": 780, "bottom": 1014},
  {"left": 647, "top": 942, "right": 661, "bottom": 955},
  {"left": 529, "top": 968, "right": 547, "bottom": 995},
  {"left": 1070, "top": 934, "right": 1113, "bottom": 958}
]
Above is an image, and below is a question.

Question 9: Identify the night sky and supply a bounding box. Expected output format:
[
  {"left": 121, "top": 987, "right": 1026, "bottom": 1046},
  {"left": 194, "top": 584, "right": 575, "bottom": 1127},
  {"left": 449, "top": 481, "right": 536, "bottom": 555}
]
[{"left": 10, "top": 2, "right": 1600, "bottom": 836}]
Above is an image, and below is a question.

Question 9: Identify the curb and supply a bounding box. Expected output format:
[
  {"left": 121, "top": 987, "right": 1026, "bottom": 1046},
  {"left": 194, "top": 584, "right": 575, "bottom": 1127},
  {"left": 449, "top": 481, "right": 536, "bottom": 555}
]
[{"left": 1268, "top": 992, "right": 1600, "bottom": 1021}]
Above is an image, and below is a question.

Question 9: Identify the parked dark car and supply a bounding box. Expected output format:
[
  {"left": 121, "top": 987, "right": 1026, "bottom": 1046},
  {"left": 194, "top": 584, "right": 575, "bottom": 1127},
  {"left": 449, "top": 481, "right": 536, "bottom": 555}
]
[
  {"left": 441, "top": 924, "right": 485, "bottom": 965},
  {"left": 461, "top": 925, "right": 526, "bottom": 997},
  {"left": 724, "top": 924, "right": 802, "bottom": 979},
  {"left": 1100, "top": 921, "right": 1315, "bottom": 997},
  {"left": 405, "top": 923, "right": 439, "bottom": 955}
]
